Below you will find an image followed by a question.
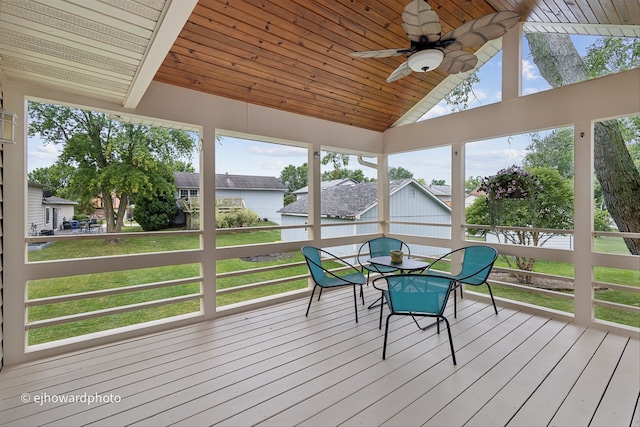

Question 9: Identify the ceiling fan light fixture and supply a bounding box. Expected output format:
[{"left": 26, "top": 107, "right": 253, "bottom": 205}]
[{"left": 407, "top": 49, "right": 444, "bottom": 72}]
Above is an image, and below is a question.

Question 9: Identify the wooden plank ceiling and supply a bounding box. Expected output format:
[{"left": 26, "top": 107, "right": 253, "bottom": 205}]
[
  {"left": 154, "top": 0, "right": 640, "bottom": 132},
  {"left": 1, "top": 0, "right": 637, "bottom": 133}
]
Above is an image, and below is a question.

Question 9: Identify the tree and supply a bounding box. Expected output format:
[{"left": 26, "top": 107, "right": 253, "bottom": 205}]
[
  {"left": 523, "top": 128, "right": 575, "bottom": 179},
  {"left": 172, "top": 161, "right": 196, "bottom": 173},
  {"left": 467, "top": 166, "right": 573, "bottom": 282},
  {"left": 465, "top": 176, "right": 483, "bottom": 194},
  {"left": 134, "top": 186, "right": 178, "bottom": 231},
  {"left": 389, "top": 166, "right": 413, "bottom": 180},
  {"left": 28, "top": 163, "right": 75, "bottom": 199},
  {"left": 280, "top": 163, "right": 308, "bottom": 206},
  {"left": 444, "top": 72, "right": 480, "bottom": 112},
  {"left": 431, "top": 179, "right": 447, "bottom": 186},
  {"left": 321, "top": 168, "right": 366, "bottom": 182},
  {"left": 28, "top": 102, "right": 196, "bottom": 234},
  {"left": 321, "top": 152, "right": 350, "bottom": 174},
  {"left": 526, "top": 34, "right": 640, "bottom": 254}
]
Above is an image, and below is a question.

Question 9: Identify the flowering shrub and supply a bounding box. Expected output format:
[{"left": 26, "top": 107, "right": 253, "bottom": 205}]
[{"left": 479, "top": 165, "right": 543, "bottom": 201}]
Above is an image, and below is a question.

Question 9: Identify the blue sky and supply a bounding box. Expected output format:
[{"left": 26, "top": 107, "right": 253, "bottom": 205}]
[{"left": 29, "top": 34, "right": 602, "bottom": 184}]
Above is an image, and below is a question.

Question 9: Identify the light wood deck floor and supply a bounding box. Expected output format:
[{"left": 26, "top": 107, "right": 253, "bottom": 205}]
[{"left": 1, "top": 286, "right": 639, "bottom": 426}]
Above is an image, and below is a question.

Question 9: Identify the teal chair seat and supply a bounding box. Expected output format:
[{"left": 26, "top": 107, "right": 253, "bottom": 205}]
[
  {"left": 374, "top": 274, "right": 456, "bottom": 364},
  {"left": 302, "top": 246, "right": 367, "bottom": 322},
  {"left": 424, "top": 246, "right": 499, "bottom": 317}
]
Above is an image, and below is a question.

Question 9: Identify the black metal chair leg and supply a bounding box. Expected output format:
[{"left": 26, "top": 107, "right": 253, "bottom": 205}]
[
  {"left": 306, "top": 285, "right": 318, "bottom": 317},
  {"left": 442, "top": 316, "right": 457, "bottom": 365},
  {"left": 382, "top": 314, "right": 393, "bottom": 360},
  {"left": 486, "top": 283, "right": 498, "bottom": 315},
  {"left": 352, "top": 285, "right": 359, "bottom": 323}
]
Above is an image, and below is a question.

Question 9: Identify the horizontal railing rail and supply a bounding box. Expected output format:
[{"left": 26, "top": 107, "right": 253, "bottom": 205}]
[{"left": 26, "top": 293, "right": 203, "bottom": 330}]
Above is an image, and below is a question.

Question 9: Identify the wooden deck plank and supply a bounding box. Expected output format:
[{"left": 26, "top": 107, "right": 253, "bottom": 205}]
[
  {"left": 8, "top": 291, "right": 358, "bottom": 426},
  {"left": 0, "top": 288, "right": 637, "bottom": 427},
  {"left": 505, "top": 327, "right": 608, "bottom": 426},
  {"left": 380, "top": 314, "right": 549, "bottom": 427},
  {"left": 590, "top": 337, "right": 640, "bottom": 426},
  {"left": 550, "top": 333, "right": 630, "bottom": 426},
  {"left": 463, "top": 322, "right": 587, "bottom": 427},
  {"left": 338, "top": 310, "right": 531, "bottom": 427},
  {"left": 223, "top": 301, "right": 491, "bottom": 427},
  {"left": 423, "top": 318, "right": 567, "bottom": 426}
]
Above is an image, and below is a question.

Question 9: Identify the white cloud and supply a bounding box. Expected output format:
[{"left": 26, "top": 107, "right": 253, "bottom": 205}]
[
  {"left": 27, "top": 138, "right": 62, "bottom": 172},
  {"left": 522, "top": 59, "right": 540, "bottom": 81}
]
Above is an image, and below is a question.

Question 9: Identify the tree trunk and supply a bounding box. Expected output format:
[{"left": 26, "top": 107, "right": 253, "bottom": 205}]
[{"left": 526, "top": 33, "right": 640, "bottom": 254}]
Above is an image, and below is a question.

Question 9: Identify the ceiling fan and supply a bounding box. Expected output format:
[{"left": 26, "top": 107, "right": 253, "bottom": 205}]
[{"left": 348, "top": 0, "right": 520, "bottom": 83}]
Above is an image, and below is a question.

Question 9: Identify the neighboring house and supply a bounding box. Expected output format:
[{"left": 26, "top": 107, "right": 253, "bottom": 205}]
[
  {"left": 27, "top": 182, "right": 77, "bottom": 235},
  {"left": 292, "top": 178, "right": 357, "bottom": 200},
  {"left": 428, "top": 184, "right": 452, "bottom": 207},
  {"left": 465, "top": 189, "right": 484, "bottom": 207},
  {"left": 173, "top": 172, "right": 287, "bottom": 225},
  {"left": 278, "top": 179, "right": 451, "bottom": 257}
]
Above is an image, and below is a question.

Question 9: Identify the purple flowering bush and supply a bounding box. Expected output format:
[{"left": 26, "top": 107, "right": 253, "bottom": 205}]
[{"left": 479, "top": 165, "right": 543, "bottom": 201}]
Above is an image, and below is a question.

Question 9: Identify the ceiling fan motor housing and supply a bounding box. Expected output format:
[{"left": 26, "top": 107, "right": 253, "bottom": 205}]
[{"left": 408, "top": 49, "right": 444, "bottom": 72}]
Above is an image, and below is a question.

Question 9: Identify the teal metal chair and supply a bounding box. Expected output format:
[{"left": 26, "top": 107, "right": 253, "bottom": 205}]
[
  {"left": 357, "top": 237, "right": 412, "bottom": 281},
  {"left": 425, "top": 246, "right": 499, "bottom": 317},
  {"left": 301, "top": 246, "right": 367, "bottom": 322},
  {"left": 375, "top": 274, "right": 456, "bottom": 364}
]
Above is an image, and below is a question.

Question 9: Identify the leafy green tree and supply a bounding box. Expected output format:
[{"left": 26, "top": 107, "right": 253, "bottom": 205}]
[
  {"left": 526, "top": 34, "right": 640, "bottom": 254},
  {"left": 466, "top": 166, "right": 573, "bottom": 281},
  {"left": 321, "top": 152, "right": 349, "bottom": 173},
  {"left": 389, "top": 166, "right": 413, "bottom": 180},
  {"left": 28, "top": 102, "right": 196, "bottom": 233},
  {"left": 321, "top": 168, "right": 366, "bottom": 182},
  {"left": 524, "top": 128, "right": 574, "bottom": 179},
  {"left": 431, "top": 179, "right": 447, "bottom": 186},
  {"left": 172, "top": 161, "right": 196, "bottom": 173},
  {"left": 465, "top": 176, "right": 483, "bottom": 193},
  {"left": 134, "top": 186, "right": 178, "bottom": 231},
  {"left": 280, "top": 163, "right": 308, "bottom": 193},
  {"left": 444, "top": 72, "right": 480, "bottom": 112},
  {"left": 28, "top": 163, "right": 75, "bottom": 199}
]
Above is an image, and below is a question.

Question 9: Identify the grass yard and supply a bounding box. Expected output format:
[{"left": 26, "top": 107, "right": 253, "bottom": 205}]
[{"left": 26, "top": 232, "right": 638, "bottom": 345}]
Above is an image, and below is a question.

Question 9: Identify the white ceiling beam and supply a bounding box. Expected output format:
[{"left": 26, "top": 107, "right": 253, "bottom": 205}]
[{"left": 123, "top": 0, "right": 198, "bottom": 109}]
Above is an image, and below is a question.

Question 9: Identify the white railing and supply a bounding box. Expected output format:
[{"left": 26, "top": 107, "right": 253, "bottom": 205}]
[{"left": 22, "top": 221, "right": 639, "bottom": 351}]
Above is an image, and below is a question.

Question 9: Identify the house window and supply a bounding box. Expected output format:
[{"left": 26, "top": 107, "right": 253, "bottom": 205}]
[
  {"left": 45, "top": 207, "right": 50, "bottom": 224},
  {"left": 408, "top": 189, "right": 415, "bottom": 198},
  {"left": 180, "top": 189, "right": 198, "bottom": 198}
]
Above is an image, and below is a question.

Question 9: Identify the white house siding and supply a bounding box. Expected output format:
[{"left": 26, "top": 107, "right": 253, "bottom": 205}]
[
  {"left": 486, "top": 232, "right": 574, "bottom": 250},
  {"left": 27, "top": 184, "right": 44, "bottom": 235},
  {"left": 27, "top": 185, "right": 76, "bottom": 235},
  {"left": 217, "top": 189, "right": 284, "bottom": 225}
]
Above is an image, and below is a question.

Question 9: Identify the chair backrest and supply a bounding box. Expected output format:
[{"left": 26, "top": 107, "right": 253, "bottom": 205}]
[
  {"left": 459, "top": 246, "right": 499, "bottom": 285},
  {"left": 365, "top": 237, "right": 408, "bottom": 258},
  {"left": 301, "top": 246, "right": 333, "bottom": 286},
  {"left": 385, "top": 275, "right": 453, "bottom": 316}
]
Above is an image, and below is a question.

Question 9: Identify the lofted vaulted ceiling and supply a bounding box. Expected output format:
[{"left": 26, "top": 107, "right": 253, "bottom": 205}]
[{"left": 0, "top": 0, "right": 638, "bottom": 133}]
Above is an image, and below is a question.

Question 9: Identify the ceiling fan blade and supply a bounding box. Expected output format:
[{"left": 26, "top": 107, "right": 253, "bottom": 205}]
[
  {"left": 387, "top": 61, "right": 412, "bottom": 83},
  {"left": 402, "top": 0, "right": 441, "bottom": 42},
  {"left": 348, "top": 48, "right": 410, "bottom": 58},
  {"left": 440, "top": 11, "right": 520, "bottom": 49},
  {"left": 439, "top": 51, "right": 478, "bottom": 74}
]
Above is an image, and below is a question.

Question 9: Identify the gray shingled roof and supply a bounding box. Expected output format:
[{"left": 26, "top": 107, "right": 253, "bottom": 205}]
[
  {"left": 174, "top": 172, "right": 286, "bottom": 191},
  {"left": 42, "top": 196, "right": 78, "bottom": 205},
  {"left": 292, "top": 178, "right": 357, "bottom": 195},
  {"left": 279, "top": 179, "right": 411, "bottom": 219}
]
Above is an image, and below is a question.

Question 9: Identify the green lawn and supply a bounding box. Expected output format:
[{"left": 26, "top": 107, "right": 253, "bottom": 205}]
[{"left": 25, "top": 232, "right": 638, "bottom": 344}]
